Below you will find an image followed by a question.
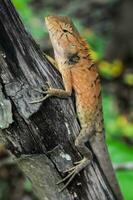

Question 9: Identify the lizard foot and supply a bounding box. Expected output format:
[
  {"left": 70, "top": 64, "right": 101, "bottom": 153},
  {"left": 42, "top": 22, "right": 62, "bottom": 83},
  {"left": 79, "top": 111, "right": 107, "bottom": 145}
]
[
  {"left": 57, "top": 157, "right": 90, "bottom": 192},
  {"left": 29, "top": 85, "right": 52, "bottom": 104},
  {"left": 63, "top": 160, "right": 83, "bottom": 173}
]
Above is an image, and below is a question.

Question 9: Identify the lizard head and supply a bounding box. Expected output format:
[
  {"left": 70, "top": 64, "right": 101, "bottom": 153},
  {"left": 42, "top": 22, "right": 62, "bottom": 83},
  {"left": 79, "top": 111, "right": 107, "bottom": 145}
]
[
  {"left": 45, "top": 16, "right": 88, "bottom": 65},
  {"left": 45, "top": 16, "right": 79, "bottom": 43}
]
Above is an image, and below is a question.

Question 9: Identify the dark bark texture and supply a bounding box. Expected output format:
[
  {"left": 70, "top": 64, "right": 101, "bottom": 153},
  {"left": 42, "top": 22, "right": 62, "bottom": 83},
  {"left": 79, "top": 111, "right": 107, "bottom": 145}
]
[{"left": 0, "top": 0, "right": 122, "bottom": 200}]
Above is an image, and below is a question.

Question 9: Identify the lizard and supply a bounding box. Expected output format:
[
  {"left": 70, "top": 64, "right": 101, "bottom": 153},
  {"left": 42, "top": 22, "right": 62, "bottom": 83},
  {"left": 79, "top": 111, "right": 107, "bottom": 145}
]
[{"left": 31, "top": 16, "right": 123, "bottom": 199}]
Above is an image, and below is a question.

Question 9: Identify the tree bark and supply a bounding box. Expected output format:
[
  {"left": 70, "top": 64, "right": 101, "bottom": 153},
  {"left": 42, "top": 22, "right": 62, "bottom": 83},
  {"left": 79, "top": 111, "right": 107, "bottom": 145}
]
[{"left": 0, "top": 0, "right": 121, "bottom": 200}]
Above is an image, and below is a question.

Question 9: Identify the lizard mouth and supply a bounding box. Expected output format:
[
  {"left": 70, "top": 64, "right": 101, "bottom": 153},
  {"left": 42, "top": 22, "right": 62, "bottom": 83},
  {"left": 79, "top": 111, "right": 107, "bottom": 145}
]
[{"left": 45, "top": 16, "right": 58, "bottom": 32}]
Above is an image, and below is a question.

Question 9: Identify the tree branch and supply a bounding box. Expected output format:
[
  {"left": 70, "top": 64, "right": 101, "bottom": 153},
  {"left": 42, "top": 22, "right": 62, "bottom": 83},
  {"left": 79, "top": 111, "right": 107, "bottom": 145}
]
[{"left": 0, "top": 0, "right": 122, "bottom": 199}]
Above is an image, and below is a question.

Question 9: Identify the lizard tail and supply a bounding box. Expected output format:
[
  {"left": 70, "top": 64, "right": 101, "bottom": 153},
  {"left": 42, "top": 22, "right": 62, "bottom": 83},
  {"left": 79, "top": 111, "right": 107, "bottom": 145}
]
[{"left": 90, "top": 134, "right": 124, "bottom": 200}]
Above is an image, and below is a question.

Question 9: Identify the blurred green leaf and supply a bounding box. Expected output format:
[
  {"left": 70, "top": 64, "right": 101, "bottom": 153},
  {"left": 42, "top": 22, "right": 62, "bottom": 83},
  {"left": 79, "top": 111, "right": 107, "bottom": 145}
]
[
  {"left": 12, "top": 0, "right": 45, "bottom": 40},
  {"left": 99, "top": 60, "right": 123, "bottom": 79},
  {"left": 85, "top": 31, "right": 106, "bottom": 60},
  {"left": 102, "top": 93, "right": 118, "bottom": 137},
  {"left": 107, "top": 133, "right": 133, "bottom": 200},
  {"left": 123, "top": 73, "right": 133, "bottom": 86},
  {"left": 24, "top": 178, "right": 33, "bottom": 192},
  {"left": 103, "top": 92, "right": 133, "bottom": 200},
  {"left": 117, "top": 171, "right": 133, "bottom": 200},
  {"left": 108, "top": 140, "right": 133, "bottom": 163}
]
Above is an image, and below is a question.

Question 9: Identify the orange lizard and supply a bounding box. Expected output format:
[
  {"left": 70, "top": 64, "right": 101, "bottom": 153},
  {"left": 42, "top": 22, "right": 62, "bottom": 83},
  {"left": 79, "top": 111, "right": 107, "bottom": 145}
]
[{"left": 32, "top": 16, "right": 123, "bottom": 199}]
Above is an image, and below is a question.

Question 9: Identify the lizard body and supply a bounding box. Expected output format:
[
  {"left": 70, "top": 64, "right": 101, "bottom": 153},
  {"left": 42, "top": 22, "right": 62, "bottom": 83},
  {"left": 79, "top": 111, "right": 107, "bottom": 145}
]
[{"left": 34, "top": 16, "right": 123, "bottom": 199}]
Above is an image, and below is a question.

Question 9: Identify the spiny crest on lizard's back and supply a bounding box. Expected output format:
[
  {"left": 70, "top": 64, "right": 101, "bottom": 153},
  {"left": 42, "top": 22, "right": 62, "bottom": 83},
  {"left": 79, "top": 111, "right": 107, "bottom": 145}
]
[{"left": 79, "top": 37, "right": 91, "bottom": 54}]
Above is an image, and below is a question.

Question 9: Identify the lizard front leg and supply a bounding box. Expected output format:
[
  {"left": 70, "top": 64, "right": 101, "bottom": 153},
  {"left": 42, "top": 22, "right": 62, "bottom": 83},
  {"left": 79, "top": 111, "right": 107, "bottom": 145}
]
[
  {"left": 43, "top": 88, "right": 71, "bottom": 97},
  {"left": 47, "top": 68, "right": 72, "bottom": 98},
  {"left": 30, "top": 68, "right": 72, "bottom": 103},
  {"left": 30, "top": 87, "right": 71, "bottom": 104}
]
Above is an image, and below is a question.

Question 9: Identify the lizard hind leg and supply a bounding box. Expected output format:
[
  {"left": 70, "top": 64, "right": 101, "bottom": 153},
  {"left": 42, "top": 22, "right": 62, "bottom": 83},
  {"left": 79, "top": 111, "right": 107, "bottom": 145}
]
[{"left": 57, "top": 127, "right": 93, "bottom": 191}]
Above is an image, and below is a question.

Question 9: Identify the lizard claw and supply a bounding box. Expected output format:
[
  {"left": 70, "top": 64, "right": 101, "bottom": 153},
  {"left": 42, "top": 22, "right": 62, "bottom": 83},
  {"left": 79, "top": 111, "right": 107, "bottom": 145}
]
[
  {"left": 63, "top": 166, "right": 76, "bottom": 173},
  {"left": 57, "top": 168, "right": 77, "bottom": 192},
  {"left": 74, "top": 160, "right": 82, "bottom": 165},
  {"left": 57, "top": 158, "right": 90, "bottom": 192},
  {"left": 30, "top": 85, "right": 48, "bottom": 94},
  {"left": 29, "top": 85, "right": 53, "bottom": 104},
  {"left": 29, "top": 94, "right": 52, "bottom": 104}
]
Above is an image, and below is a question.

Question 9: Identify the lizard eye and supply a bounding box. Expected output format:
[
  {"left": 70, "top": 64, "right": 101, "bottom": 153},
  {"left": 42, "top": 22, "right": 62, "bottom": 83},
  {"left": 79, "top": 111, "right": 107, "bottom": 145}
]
[{"left": 62, "top": 29, "right": 68, "bottom": 33}]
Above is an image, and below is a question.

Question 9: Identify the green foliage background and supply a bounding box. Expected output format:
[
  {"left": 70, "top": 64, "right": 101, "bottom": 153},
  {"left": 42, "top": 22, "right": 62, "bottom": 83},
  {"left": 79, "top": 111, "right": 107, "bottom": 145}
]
[{"left": 12, "top": 0, "right": 133, "bottom": 199}]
